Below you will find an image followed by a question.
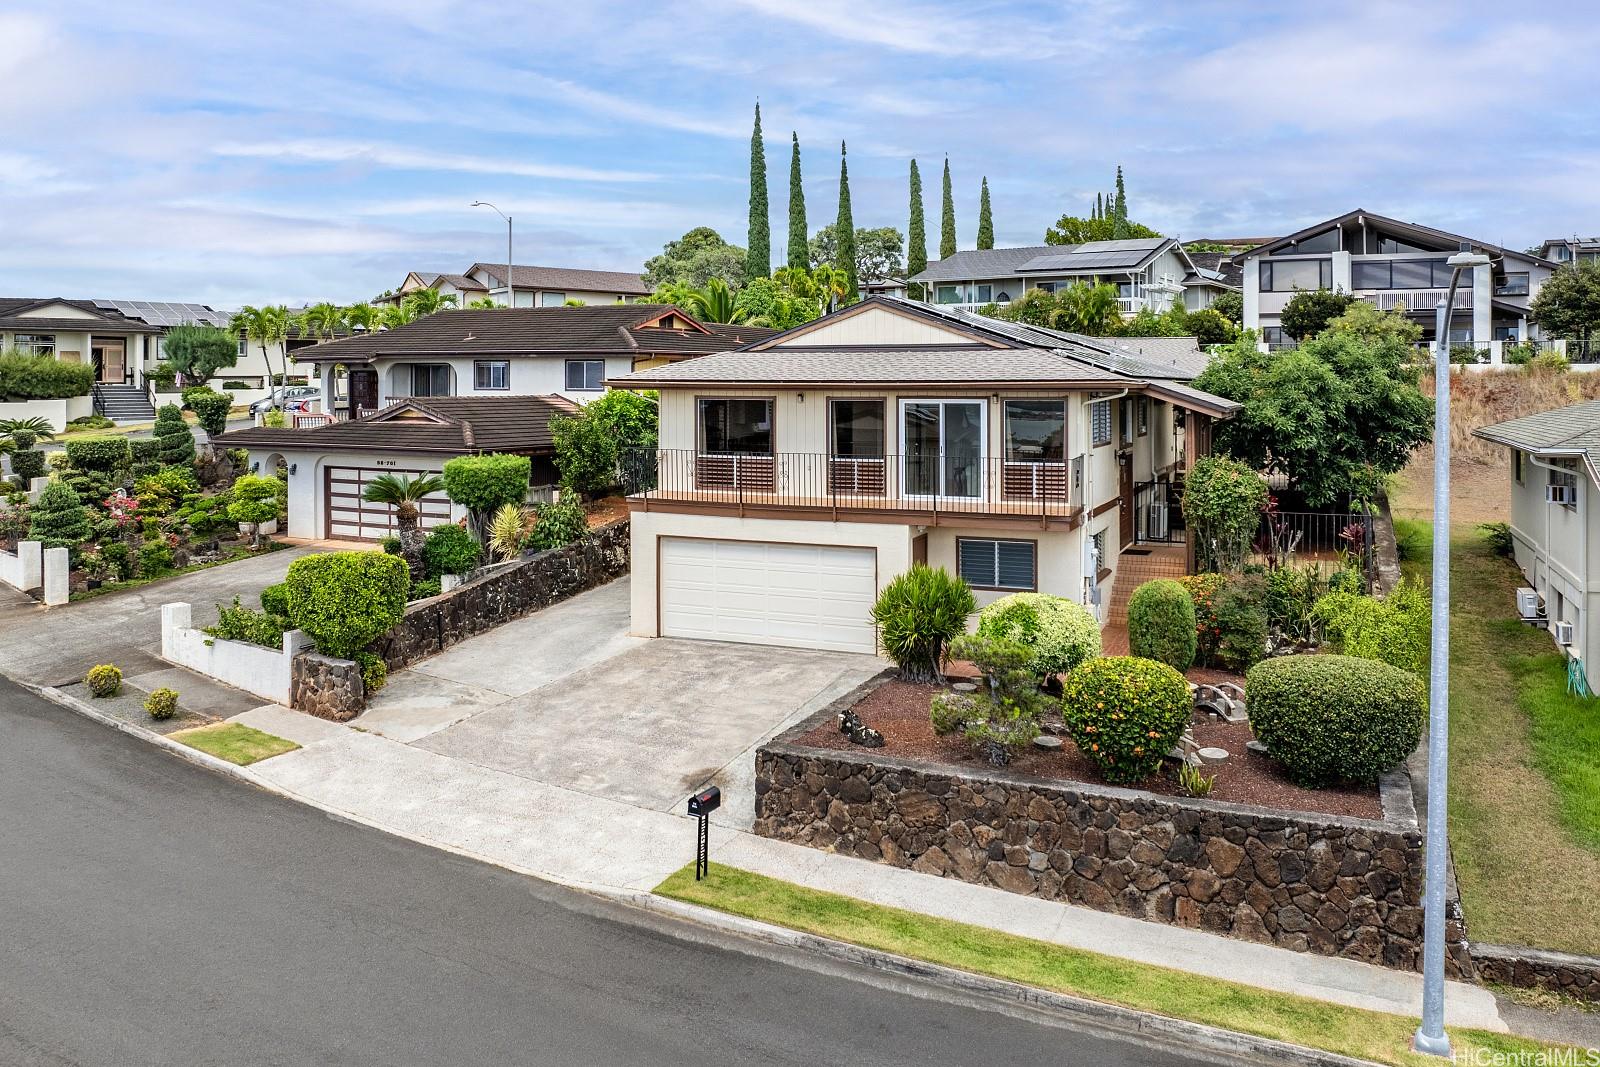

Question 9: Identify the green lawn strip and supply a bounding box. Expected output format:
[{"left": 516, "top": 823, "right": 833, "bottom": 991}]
[
  {"left": 1515, "top": 650, "right": 1600, "bottom": 851},
  {"left": 170, "top": 722, "right": 299, "bottom": 765},
  {"left": 67, "top": 541, "right": 285, "bottom": 603},
  {"left": 655, "top": 865, "right": 1569, "bottom": 1066}
]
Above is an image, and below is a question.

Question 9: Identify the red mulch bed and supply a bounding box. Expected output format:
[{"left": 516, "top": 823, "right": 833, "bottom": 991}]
[
  {"left": 584, "top": 496, "right": 629, "bottom": 528},
  {"left": 801, "top": 679, "right": 1382, "bottom": 821}
]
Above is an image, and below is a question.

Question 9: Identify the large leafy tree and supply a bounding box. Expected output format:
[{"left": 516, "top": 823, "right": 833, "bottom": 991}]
[
  {"left": 907, "top": 159, "right": 927, "bottom": 296},
  {"left": 1045, "top": 214, "right": 1160, "bottom": 245},
  {"left": 835, "top": 141, "right": 858, "bottom": 302},
  {"left": 939, "top": 157, "right": 956, "bottom": 259},
  {"left": 1530, "top": 261, "right": 1600, "bottom": 343},
  {"left": 745, "top": 103, "right": 769, "bottom": 282},
  {"left": 976, "top": 177, "right": 994, "bottom": 250},
  {"left": 808, "top": 225, "right": 903, "bottom": 285},
  {"left": 162, "top": 323, "right": 239, "bottom": 385},
  {"left": 1209, "top": 290, "right": 1243, "bottom": 326},
  {"left": 734, "top": 275, "right": 821, "bottom": 330},
  {"left": 643, "top": 227, "right": 747, "bottom": 291},
  {"left": 231, "top": 305, "right": 291, "bottom": 404},
  {"left": 1279, "top": 288, "right": 1356, "bottom": 340},
  {"left": 551, "top": 388, "right": 658, "bottom": 498},
  {"left": 786, "top": 132, "right": 808, "bottom": 271},
  {"left": 1194, "top": 332, "right": 1432, "bottom": 505}
]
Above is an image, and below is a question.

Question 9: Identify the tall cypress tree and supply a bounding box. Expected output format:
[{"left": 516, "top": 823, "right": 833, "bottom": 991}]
[
  {"left": 836, "top": 141, "right": 858, "bottom": 302},
  {"left": 1112, "top": 166, "right": 1130, "bottom": 240},
  {"left": 745, "top": 103, "right": 770, "bottom": 281},
  {"left": 1093, "top": 192, "right": 1102, "bottom": 222},
  {"left": 907, "top": 159, "right": 927, "bottom": 298},
  {"left": 786, "top": 132, "right": 807, "bottom": 270},
  {"left": 939, "top": 156, "right": 957, "bottom": 259},
  {"left": 976, "top": 177, "right": 994, "bottom": 250}
]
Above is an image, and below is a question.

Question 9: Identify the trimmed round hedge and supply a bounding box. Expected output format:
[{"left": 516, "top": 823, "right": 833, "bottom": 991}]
[
  {"left": 422, "top": 523, "right": 482, "bottom": 577},
  {"left": 1060, "top": 656, "right": 1191, "bottom": 785},
  {"left": 1127, "top": 579, "right": 1197, "bottom": 671},
  {"left": 976, "top": 592, "right": 1100, "bottom": 681},
  {"left": 284, "top": 550, "right": 409, "bottom": 659},
  {"left": 1246, "top": 654, "right": 1425, "bottom": 786}
]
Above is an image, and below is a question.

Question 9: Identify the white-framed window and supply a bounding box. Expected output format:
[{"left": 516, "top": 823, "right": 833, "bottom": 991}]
[
  {"left": 474, "top": 360, "right": 510, "bottom": 390},
  {"left": 13, "top": 333, "right": 55, "bottom": 357},
  {"left": 237, "top": 335, "right": 247, "bottom": 357},
  {"left": 540, "top": 292, "right": 567, "bottom": 307},
  {"left": 956, "top": 538, "right": 1036, "bottom": 591},
  {"left": 1549, "top": 464, "right": 1579, "bottom": 510},
  {"left": 1090, "top": 400, "right": 1112, "bottom": 447},
  {"left": 935, "top": 285, "right": 961, "bottom": 304},
  {"left": 564, "top": 359, "right": 605, "bottom": 391},
  {"left": 1137, "top": 397, "right": 1149, "bottom": 436}
]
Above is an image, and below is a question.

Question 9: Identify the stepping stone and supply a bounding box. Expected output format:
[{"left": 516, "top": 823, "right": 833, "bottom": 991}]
[
  {"left": 1197, "top": 746, "right": 1230, "bottom": 763},
  {"left": 1034, "top": 735, "right": 1063, "bottom": 751},
  {"left": 952, "top": 682, "right": 978, "bottom": 692},
  {"left": 1246, "top": 740, "right": 1269, "bottom": 755}
]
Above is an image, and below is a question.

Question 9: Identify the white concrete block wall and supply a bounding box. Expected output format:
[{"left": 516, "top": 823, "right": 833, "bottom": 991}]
[
  {"left": 160, "top": 601, "right": 312, "bottom": 705},
  {"left": 0, "top": 539, "right": 42, "bottom": 591},
  {"left": 42, "top": 547, "right": 69, "bottom": 606}
]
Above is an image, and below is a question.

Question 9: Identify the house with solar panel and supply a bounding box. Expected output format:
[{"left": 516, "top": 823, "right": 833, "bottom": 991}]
[{"left": 905, "top": 238, "right": 1229, "bottom": 317}]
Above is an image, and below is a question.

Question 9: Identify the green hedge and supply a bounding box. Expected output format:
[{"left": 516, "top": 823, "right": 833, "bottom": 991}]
[
  {"left": 1061, "top": 656, "right": 1192, "bottom": 785},
  {"left": 1127, "top": 579, "right": 1197, "bottom": 671},
  {"left": 0, "top": 353, "right": 94, "bottom": 401},
  {"left": 441, "top": 453, "right": 529, "bottom": 520},
  {"left": 1246, "top": 654, "right": 1424, "bottom": 785},
  {"left": 975, "top": 592, "right": 1100, "bottom": 681},
  {"left": 1311, "top": 579, "right": 1430, "bottom": 677},
  {"left": 64, "top": 436, "right": 131, "bottom": 472},
  {"left": 421, "top": 524, "right": 481, "bottom": 577},
  {"left": 259, "top": 582, "right": 289, "bottom": 617},
  {"left": 284, "top": 551, "right": 409, "bottom": 658}
]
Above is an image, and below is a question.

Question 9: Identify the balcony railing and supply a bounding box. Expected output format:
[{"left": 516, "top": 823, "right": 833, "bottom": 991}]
[{"left": 623, "top": 448, "right": 1081, "bottom": 524}]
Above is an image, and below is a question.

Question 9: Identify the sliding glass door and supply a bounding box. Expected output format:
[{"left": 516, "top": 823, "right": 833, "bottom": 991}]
[{"left": 900, "top": 399, "right": 985, "bottom": 500}]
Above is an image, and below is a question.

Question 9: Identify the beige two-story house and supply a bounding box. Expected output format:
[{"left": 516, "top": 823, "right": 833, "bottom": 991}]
[{"left": 611, "top": 297, "right": 1238, "bottom": 654}]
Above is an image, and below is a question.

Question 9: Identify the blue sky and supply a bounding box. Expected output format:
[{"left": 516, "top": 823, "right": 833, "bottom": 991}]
[{"left": 2, "top": 0, "right": 1596, "bottom": 307}]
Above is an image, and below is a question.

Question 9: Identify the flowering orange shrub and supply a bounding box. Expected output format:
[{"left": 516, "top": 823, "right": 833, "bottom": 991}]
[{"left": 1060, "top": 656, "right": 1191, "bottom": 785}]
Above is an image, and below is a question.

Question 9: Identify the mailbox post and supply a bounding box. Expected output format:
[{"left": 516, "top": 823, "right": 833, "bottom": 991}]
[{"left": 687, "top": 785, "right": 721, "bottom": 881}]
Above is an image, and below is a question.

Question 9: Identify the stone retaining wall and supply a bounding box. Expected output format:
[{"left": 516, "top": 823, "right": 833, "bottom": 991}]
[
  {"left": 1473, "top": 943, "right": 1600, "bottom": 1003},
  {"left": 372, "top": 520, "right": 629, "bottom": 672},
  {"left": 290, "top": 653, "right": 365, "bottom": 721},
  {"left": 755, "top": 700, "right": 1471, "bottom": 976}
]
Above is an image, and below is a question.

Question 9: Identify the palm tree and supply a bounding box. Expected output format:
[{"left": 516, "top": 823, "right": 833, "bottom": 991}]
[
  {"left": 0, "top": 416, "right": 56, "bottom": 450},
  {"left": 344, "top": 303, "right": 382, "bottom": 332},
  {"left": 401, "top": 288, "right": 457, "bottom": 318},
  {"left": 301, "top": 302, "right": 347, "bottom": 340},
  {"left": 232, "top": 305, "right": 292, "bottom": 407},
  {"left": 810, "top": 264, "right": 849, "bottom": 314},
  {"left": 377, "top": 303, "right": 415, "bottom": 330},
  {"left": 362, "top": 472, "right": 445, "bottom": 577},
  {"left": 465, "top": 297, "right": 500, "bottom": 310},
  {"left": 683, "top": 278, "right": 746, "bottom": 324}
]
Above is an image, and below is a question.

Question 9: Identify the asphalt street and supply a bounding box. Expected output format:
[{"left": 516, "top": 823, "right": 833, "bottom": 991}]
[{"left": 0, "top": 675, "right": 1213, "bottom": 1067}]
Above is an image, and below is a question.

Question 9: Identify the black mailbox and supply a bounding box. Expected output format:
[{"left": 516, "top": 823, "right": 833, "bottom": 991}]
[{"left": 687, "top": 785, "right": 721, "bottom": 817}]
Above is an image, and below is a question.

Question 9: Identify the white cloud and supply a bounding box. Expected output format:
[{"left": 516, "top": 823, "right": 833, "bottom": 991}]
[
  {"left": 211, "top": 139, "right": 660, "bottom": 183},
  {"left": 515, "top": 73, "right": 743, "bottom": 139}
]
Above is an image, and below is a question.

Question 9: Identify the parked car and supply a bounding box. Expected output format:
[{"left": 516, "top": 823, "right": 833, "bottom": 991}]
[{"left": 249, "top": 385, "right": 321, "bottom": 416}]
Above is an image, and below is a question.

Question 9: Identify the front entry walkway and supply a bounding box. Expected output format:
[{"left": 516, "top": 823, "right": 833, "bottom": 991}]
[{"left": 1101, "top": 543, "right": 1187, "bottom": 654}]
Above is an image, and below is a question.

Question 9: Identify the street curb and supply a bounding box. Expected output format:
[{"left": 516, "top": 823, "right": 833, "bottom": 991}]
[{"left": 37, "top": 682, "right": 1386, "bottom": 1066}]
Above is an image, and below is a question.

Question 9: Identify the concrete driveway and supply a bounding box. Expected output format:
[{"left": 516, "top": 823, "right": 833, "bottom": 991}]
[{"left": 360, "top": 578, "right": 883, "bottom": 822}]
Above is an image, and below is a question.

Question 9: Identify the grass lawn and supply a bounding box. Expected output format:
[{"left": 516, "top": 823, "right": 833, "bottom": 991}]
[
  {"left": 657, "top": 865, "right": 1572, "bottom": 1066},
  {"left": 170, "top": 722, "right": 299, "bottom": 765}
]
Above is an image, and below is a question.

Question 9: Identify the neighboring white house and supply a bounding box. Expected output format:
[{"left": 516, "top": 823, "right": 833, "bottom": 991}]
[
  {"left": 1474, "top": 399, "right": 1600, "bottom": 696},
  {"left": 609, "top": 296, "right": 1238, "bottom": 655},
  {"left": 1237, "top": 210, "right": 1560, "bottom": 349},
  {"left": 376, "top": 263, "right": 651, "bottom": 309},
  {"left": 905, "top": 238, "right": 1215, "bottom": 317}
]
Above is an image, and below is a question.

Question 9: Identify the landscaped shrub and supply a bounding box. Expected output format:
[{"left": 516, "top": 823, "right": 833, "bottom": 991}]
[
  {"left": 1126, "top": 579, "right": 1197, "bottom": 671},
  {"left": 1213, "top": 575, "right": 1269, "bottom": 672},
  {"left": 930, "top": 635, "right": 1046, "bottom": 765},
  {"left": 870, "top": 565, "right": 975, "bottom": 683},
  {"left": 185, "top": 387, "right": 233, "bottom": 438},
  {"left": 85, "top": 664, "right": 122, "bottom": 697},
  {"left": 525, "top": 497, "right": 587, "bottom": 550},
  {"left": 64, "top": 436, "right": 131, "bottom": 472},
  {"left": 1177, "top": 573, "right": 1226, "bottom": 666},
  {"left": 1246, "top": 654, "right": 1425, "bottom": 785},
  {"left": 283, "top": 550, "right": 409, "bottom": 658},
  {"left": 9, "top": 447, "right": 45, "bottom": 484},
  {"left": 441, "top": 453, "right": 529, "bottom": 535},
  {"left": 1528, "top": 351, "right": 1570, "bottom": 374},
  {"left": 262, "top": 408, "right": 288, "bottom": 428},
  {"left": 206, "top": 596, "right": 288, "bottom": 649},
  {"left": 408, "top": 576, "right": 442, "bottom": 601},
  {"left": 975, "top": 592, "right": 1100, "bottom": 682},
  {"left": 354, "top": 651, "right": 388, "bottom": 693},
  {"left": 1060, "top": 656, "right": 1192, "bottom": 785},
  {"left": 1263, "top": 564, "right": 1324, "bottom": 643},
  {"left": 153, "top": 404, "right": 196, "bottom": 465},
  {"left": 379, "top": 534, "right": 401, "bottom": 555},
  {"left": 259, "top": 582, "right": 289, "bottom": 617},
  {"left": 228, "top": 474, "right": 281, "bottom": 546},
  {"left": 550, "top": 388, "right": 658, "bottom": 497},
  {"left": 0, "top": 352, "right": 94, "bottom": 401},
  {"left": 66, "top": 414, "right": 113, "bottom": 431},
  {"left": 145, "top": 687, "right": 179, "bottom": 720},
  {"left": 422, "top": 523, "right": 481, "bottom": 577},
  {"left": 133, "top": 467, "right": 198, "bottom": 516},
  {"left": 27, "top": 480, "right": 91, "bottom": 549},
  {"left": 1181, "top": 454, "right": 1267, "bottom": 573},
  {"left": 1478, "top": 521, "right": 1514, "bottom": 558},
  {"left": 1311, "top": 578, "right": 1431, "bottom": 677},
  {"left": 173, "top": 492, "right": 234, "bottom": 540},
  {"left": 139, "top": 539, "right": 175, "bottom": 575}
]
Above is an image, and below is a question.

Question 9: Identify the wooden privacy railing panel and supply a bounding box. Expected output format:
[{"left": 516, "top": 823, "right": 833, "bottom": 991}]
[
  {"left": 696, "top": 453, "right": 776, "bottom": 492},
  {"left": 829, "top": 457, "right": 887, "bottom": 496},
  {"left": 1001, "top": 462, "right": 1068, "bottom": 500}
]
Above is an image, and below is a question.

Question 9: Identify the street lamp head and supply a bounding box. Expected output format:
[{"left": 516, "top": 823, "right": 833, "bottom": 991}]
[{"left": 1447, "top": 242, "right": 1491, "bottom": 268}]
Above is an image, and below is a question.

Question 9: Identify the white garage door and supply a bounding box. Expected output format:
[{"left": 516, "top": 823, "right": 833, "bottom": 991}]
[
  {"left": 325, "top": 465, "right": 453, "bottom": 541},
  {"left": 659, "top": 538, "right": 878, "bottom": 654}
]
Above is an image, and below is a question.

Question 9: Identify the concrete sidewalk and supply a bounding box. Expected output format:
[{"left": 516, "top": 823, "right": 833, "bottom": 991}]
[{"left": 226, "top": 700, "right": 1505, "bottom": 1033}]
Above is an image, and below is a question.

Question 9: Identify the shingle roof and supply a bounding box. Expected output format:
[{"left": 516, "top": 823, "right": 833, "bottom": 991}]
[
  {"left": 470, "top": 263, "right": 651, "bottom": 295},
  {"left": 287, "top": 305, "right": 768, "bottom": 363},
  {"left": 609, "top": 346, "right": 1131, "bottom": 387},
  {"left": 1473, "top": 399, "right": 1600, "bottom": 471},
  {"left": 435, "top": 273, "right": 487, "bottom": 292},
  {"left": 1181, "top": 251, "right": 1244, "bottom": 289},
  {"left": 218, "top": 394, "right": 580, "bottom": 456},
  {"left": 911, "top": 239, "right": 1171, "bottom": 282},
  {"left": 0, "top": 297, "right": 164, "bottom": 334}
]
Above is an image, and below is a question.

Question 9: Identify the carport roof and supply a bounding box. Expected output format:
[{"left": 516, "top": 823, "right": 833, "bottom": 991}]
[{"left": 218, "top": 394, "right": 580, "bottom": 456}]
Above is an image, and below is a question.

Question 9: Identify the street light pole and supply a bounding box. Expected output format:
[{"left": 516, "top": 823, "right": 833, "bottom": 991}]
[
  {"left": 1414, "top": 244, "right": 1489, "bottom": 1059},
  {"left": 471, "top": 201, "right": 514, "bottom": 308}
]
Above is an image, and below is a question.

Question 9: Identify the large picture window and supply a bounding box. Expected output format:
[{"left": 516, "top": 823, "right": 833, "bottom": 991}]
[
  {"left": 699, "top": 397, "right": 773, "bottom": 454},
  {"left": 957, "top": 538, "right": 1036, "bottom": 591},
  {"left": 1003, "top": 400, "right": 1065, "bottom": 462},
  {"left": 1259, "top": 259, "right": 1333, "bottom": 292},
  {"left": 564, "top": 359, "right": 605, "bottom": 391},
  {"left": 830, "top": 399, "right": 885, "bottom": 457},
  {"left": 12, "top": 333, "right": 55, "bottom": 357}
]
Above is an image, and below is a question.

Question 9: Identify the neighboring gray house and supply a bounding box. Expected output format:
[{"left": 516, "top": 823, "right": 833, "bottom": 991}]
[
  {"left": 376, "top": 263, "right": 650, "bottom": 309},
  {"left": 907, "top": 238, "right": 1213, "bottom": 317},
  {"left": 1237, "top": 209, "right": 1560, "bottom": 348},
  {"left": 1536, "top": 237, "right": 1600, "bottom": 267},
  {"left": 1474, "top": 399, "right": 1600, "bottom": 696}
]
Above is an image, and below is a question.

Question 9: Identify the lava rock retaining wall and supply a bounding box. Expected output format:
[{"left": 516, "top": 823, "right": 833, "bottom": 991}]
[
  {"left": 1473, "top": 943, "right": 1600, "bottom": 1003},
  {"left": 755, "top": 701, "right": 1471, "bottom": 976}
]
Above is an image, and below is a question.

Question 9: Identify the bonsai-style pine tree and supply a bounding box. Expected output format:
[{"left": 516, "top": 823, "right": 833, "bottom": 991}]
[
  {"left": 939, "top": 157, "right": 956, "bottom": 259},
  {"left": 153, "top": 403, "right": 196, "bottom": 466},
  {"left": 745, "top": 103, "right": 769, "bottom": 282},
  {"left": 835, "top": 141, "right": 858, "bottom": 303},
  {"left": 27, "top": 480, "right": 91, "bottom": 550},
  {"left": 976, "top": 177, "right": 994, "bottom": 250},
  {"left": 907, "top": 159, "right": 927, "bottom": 295},
  {"left": 786, "top": 132, "right": 808, "bottom": 271}
]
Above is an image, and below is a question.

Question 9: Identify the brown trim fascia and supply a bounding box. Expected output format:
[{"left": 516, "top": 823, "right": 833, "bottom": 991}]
[
  {"left": 1090, "top": 496, "right": 1121, "bottom": 518},
  {"left": 625, "top": 497, "right": 1082, "bottom": 532},
  {"left": 613, "top": 378, "right": 1136, "bottom": 391}
]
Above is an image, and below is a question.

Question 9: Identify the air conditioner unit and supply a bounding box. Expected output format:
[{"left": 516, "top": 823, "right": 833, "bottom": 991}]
[
  {"left": 1516, "top": 587, "right": 1545, "bottom": 621},
  {"left": 1555, "top": 620, "right": 1575, "bottom": 646},
  {"left": 1547, "top": 483, "right": 1576, "bottom": 505}
]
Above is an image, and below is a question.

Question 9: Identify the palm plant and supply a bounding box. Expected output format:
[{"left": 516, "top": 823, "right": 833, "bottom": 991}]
[
  {"left": 378, "top": 303, "right": 415, "bottom": 330},
  {"left": 0, "top": 416, "right": 55, "bottom": 451},
  {"left": 401, "top": 288, "right": 457, "bottom": 318},
  {"left": 683, "top": 278, "right": 746, "bottom": 324},
  {"left": 362, "top": 472, "right": 445, "bottom": 577},
  {"left": 486, "top": 502, "right": 531, "bottom": 563},
  {"left": 232, "top": 305, "right": 293, "bottom": 407},
  {"left": 809, "top": 264, "right": 848, "bottom": 314},
  {"left": 301, "top": 302, "right": 347, "bottom": 340},
  {"left": 344, "top": 303, "right": 382, "bottom": 332},
  {"left": 466, "top": 297, "right": 501, "bottom": 310}
]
